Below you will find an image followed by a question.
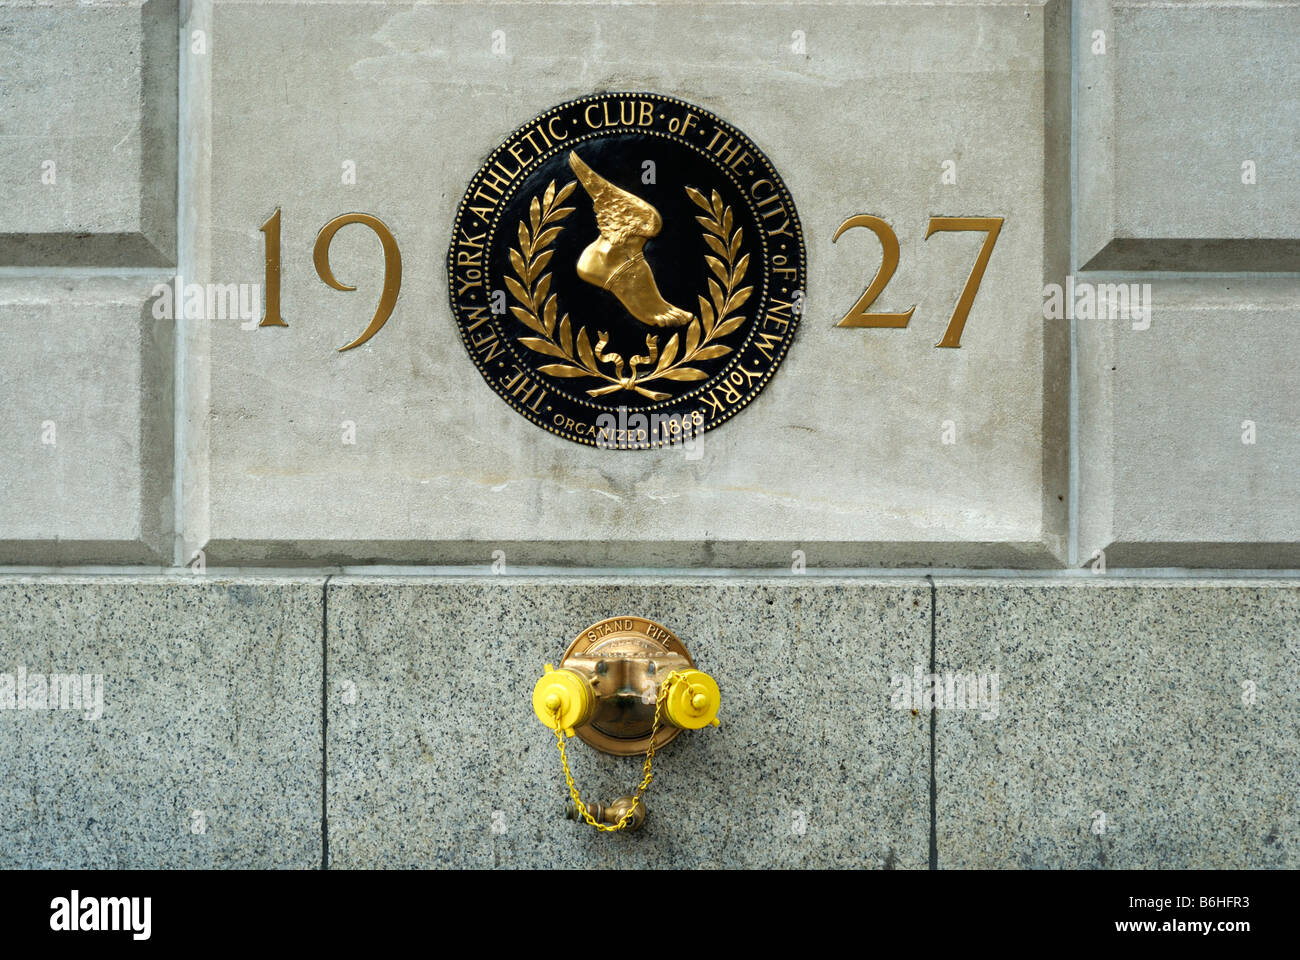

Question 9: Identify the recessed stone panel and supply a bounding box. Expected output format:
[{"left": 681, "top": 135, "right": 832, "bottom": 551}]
[
  {"left": 1078, "top": 279, "right": 1300, "bottom": 568},
  {"left": 1077, "top": 0, "right": 1300, "bottom": 271},
  {"left": 188, "top": 0, "right": 1070, "bottom": 567},
  {"left": 0, "top": 0, "right": 177, "bottom": 266},
  {"left": 0, "top": 278, "right": 174, "bottom": 564}
]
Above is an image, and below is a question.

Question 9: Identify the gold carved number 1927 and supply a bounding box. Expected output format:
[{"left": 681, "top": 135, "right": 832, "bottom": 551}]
[{"left": 833, "top": 215, "right": 1003, "bottom": 348}]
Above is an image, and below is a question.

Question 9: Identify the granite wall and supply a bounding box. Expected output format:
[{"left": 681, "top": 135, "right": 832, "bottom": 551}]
[{"left": 0, "top": 576, "right": 1293, "bottom": 869}]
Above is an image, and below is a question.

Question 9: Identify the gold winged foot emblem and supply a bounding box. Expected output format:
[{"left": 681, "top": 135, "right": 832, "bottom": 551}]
[{"left": 567, "top": 150, "right": 693, "bottom": 329}]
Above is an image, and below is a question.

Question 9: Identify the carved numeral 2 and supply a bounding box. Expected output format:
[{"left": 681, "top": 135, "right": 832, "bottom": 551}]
[{"left": 831, "top": 215, "right": 915, "bottom": 330}]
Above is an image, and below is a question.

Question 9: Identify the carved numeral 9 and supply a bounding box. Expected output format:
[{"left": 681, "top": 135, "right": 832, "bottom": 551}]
[
  {"left": 314, "top": 213, "right": 402, "bottom": 351},
  {"left": 833, "top": 214, "right": 1003, "bottom": 348}
]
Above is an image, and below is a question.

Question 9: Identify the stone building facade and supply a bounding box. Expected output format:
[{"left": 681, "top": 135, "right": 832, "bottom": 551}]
[{"left": 0, "top": 0, "right": 1295, "bottom": 868}]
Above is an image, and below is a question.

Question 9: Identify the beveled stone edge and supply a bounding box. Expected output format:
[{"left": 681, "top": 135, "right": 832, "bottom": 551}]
[
  {"left": 1080, "top": 237, "right": 1300, "bottom": 274},
  {"left": 197, "top": 537, "right": 1070, "bottom": 569}
]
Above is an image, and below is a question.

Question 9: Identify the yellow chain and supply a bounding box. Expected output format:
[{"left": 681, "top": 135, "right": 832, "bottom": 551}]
[{"left": 550, "top": 670, "right": 685, "bottom": 832}]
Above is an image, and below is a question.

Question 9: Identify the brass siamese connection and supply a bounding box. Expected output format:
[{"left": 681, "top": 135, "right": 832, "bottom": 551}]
[
  {"left": 532, "top": 616, "right": 722, "bottom": 831},
  {"left": 533, "top": 653, "right": 721, "bottom": 748}
]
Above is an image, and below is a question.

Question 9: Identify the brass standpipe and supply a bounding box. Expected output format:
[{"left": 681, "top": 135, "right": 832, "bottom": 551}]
[{"left": 532, "top": 616, "right": 721, "bottom": 832}]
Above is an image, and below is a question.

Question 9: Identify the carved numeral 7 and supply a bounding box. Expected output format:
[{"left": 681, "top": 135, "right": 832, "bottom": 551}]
[
  {"left": 831, "top": 215, "right": 915, "bottom": 329},
  {"left": 924, "top": 216, "right": 1002, "bottom": 348}
]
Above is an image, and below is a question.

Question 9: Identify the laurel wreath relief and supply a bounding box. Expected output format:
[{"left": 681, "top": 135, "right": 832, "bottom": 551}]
[{"left": 507, "top": 179, "right": 753, "bottom": 401}]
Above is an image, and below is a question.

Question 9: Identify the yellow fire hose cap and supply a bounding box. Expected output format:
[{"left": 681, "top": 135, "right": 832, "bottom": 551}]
[
  {"left": 664, "top": 669, "right": 721, "bottom": 730},
  {"left": 532, "top": 664, "right": 592, "bottom": 735}
]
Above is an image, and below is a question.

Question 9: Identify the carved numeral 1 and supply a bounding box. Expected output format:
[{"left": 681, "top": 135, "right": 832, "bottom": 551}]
[{"left": 258, "top": 208, "right": 287, "bottom": 327}]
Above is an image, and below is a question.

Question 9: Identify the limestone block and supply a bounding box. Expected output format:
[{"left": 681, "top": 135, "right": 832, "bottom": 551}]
[
  {"left": 0, "top": 278, "right": 173, "bottom": 564},
  {"left": 188, "top": 0, "right": 1070, "bottom": 567},
  {"left": 1077, "top": 0, "right": 1300, "bottom": 270},
  {"left": 1078, "top": 279, "right": 1300, "bottom": 568},
  {"left": 0, "top": 0, "right": 177, "bottom": 266}
]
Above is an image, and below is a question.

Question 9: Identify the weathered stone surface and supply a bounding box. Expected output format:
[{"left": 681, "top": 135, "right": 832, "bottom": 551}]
[
  {"left": 0, "top": 278, "right": 174, "bottom": 564},
  {"left": 187, "top": 0, "right": 1069, "bottom": 567},
  {"left": 325, "top": 577, "right": 931, "bottom": 868},
  {"left": 1078, "top": 279, "right": 1300, "bottom": 568},
  {"left": 935, "top": 580, "right": 1298, "bottom": 868},
  {"left": 1077, "top": 0, "right": 1300, "bottom": 271},
  {"left": 0, "top": 578, "right": 323, "bottom": 869},
  {"left": 0, "top": 0, "right": 176, "bottom": 266}
]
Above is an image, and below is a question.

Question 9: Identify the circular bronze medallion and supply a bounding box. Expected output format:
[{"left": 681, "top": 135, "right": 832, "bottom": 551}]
[{"left": 447, "top": 92, "right": 805, "bottom": 449}]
